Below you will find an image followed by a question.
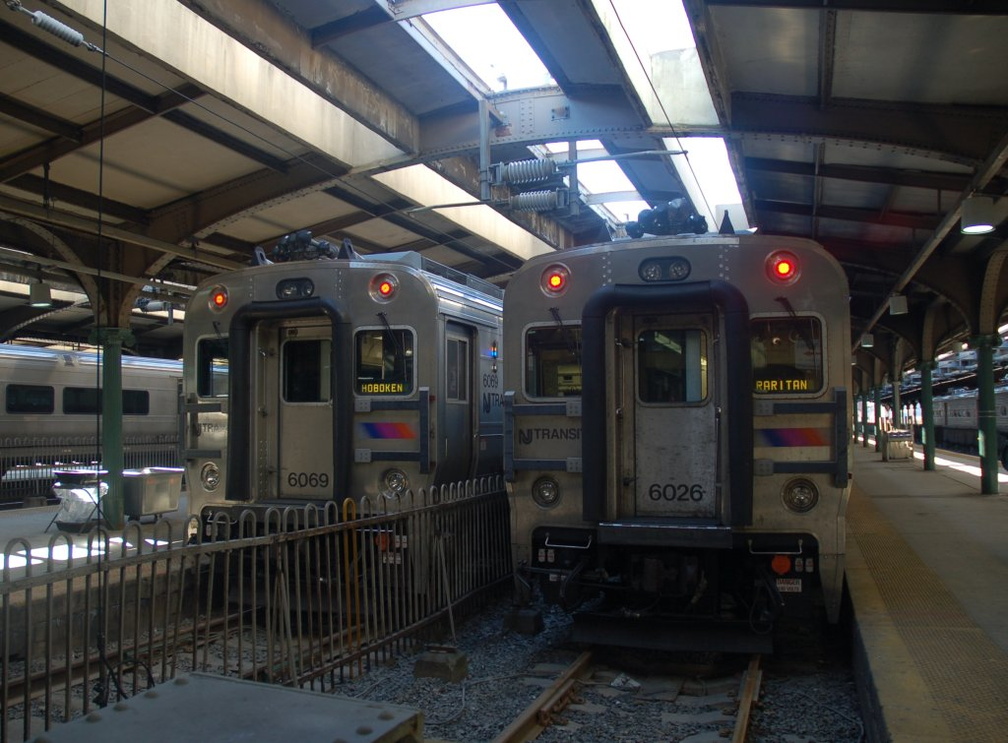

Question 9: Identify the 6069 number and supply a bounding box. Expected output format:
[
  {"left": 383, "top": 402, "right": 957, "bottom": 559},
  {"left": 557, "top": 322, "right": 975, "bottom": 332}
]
[
  {"left": 287, "top": 471, "right": 330, "bottom": 488},
  {"left": 648, "top": 482, "right": 705, "bottom": 501}
]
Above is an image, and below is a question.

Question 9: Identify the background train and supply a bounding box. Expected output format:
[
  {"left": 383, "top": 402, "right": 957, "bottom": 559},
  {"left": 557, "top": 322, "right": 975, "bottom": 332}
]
[
  {"left": 0, "top": 345, "right": 182, "bottom": 508},
  {"left": 930, "top": 387, "right": 1008, "bottom": 470},
  {"left": 181, "top": 234, "right": 504, "bottom": 526},
  {"left": 503, "top": 234, "right": 852, "bottom": 648}
]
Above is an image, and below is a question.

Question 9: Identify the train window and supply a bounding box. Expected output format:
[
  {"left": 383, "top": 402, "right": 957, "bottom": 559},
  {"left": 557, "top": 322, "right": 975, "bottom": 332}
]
[
  {"left": 197, "top": 338, "right": 229, "bottom": 398},
  {"left": 283, "top": 339, "right": 332, "bottom": 403},
  {"left": 525, "top": 325, "right": 583, "bottom": 398},
  {"left": 6, "top": 384, "right": 55, "bottom": 414},
  {"left": 63, "top": 388, "right": 151, "bottom": 415},
  {"left": 355, "top": 329, "right": 414, "bottom": 395},
  {"left": 636, "top": 329, "right": 708, "bottom": 403},
  {"left": 751, "top": 317, "right": 824, "bottom": 394},
  {"left": 63, "top": 387, "right": 99, "bottom": 414},
  {"left": 123, "top": 390, "right": 150, "bottom": 415},
  {"left": 446, "top": 339, "right": 468, "bottom": 402}
]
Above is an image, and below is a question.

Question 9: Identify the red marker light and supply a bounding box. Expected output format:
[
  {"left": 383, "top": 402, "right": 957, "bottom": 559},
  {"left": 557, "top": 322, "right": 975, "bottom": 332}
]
[
  {"left": 209, "top": 286, "right": 228, "bottom": 310},
  {"left": 541, "top": 264, "right": 570, "bottom": 295},
  {"left": 370, "top": 273, "right": 398, "bottom": 301},
  {"left": 767, "top": 251, "right": 800, "bottom": 284},
  {"left": 771, "top": 554, "right": 792, "bottom": 575}
]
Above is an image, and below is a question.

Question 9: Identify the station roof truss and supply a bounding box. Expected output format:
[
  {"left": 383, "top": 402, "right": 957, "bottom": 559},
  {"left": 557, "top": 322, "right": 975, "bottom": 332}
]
[{"left": 0, "top": 0, "right": 1004, "bottom": 378}]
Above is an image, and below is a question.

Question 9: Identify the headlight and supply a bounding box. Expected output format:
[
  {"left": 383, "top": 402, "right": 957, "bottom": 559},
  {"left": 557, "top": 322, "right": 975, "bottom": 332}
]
[
  {"left": 531, "top": 476, "right": 560, "bottom": 508},
  {"left": 200, "top": 462, "right": 221, "bottom": 491},
  {"left": 381, "top": 468, "right": 409, "bottom": 499},
  {"left": 781, "top": 478, "right": 818, "bottom": 513}
]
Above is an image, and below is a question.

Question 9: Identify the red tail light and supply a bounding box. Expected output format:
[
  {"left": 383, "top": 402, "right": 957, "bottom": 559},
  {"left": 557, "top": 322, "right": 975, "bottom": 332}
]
[
  {"left": 541, "top": 264, "right": 570, "bottom": 295},
  {"left": 767, "top": 250, "right": 800, "bottom": 284}
]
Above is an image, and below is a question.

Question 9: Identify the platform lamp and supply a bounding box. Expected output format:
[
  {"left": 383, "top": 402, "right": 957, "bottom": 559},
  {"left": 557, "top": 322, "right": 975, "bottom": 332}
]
[
  {"left": 961, "top": 195, "right": 996, "bottom": 235},
  {"left": 888, "top": 294, "right": 908, "bottom": 316},
  {"left": 860, "top": 333, "right": 874, "bottom": 349},
  {"left": 28, "top": 272, "right": 52, "bottom": 308}
]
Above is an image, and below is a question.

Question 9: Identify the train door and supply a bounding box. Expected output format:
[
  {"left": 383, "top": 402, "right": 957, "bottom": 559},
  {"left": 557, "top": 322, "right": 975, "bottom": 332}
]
[
  {"left": 612, "top": 311, "right": 721, "bottom": 520},
  {"left": 256, "top": 321, "right": 334, "bottom": 500},
  {"left": 440, "top": 321, "right": 474, "bottom": 484}
]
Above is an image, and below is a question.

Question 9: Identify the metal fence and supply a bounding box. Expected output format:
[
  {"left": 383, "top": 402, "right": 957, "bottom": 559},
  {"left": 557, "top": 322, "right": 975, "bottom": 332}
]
[
  {"left": 0, "top": 435, "right": 180, "bottom": 508},
  {"left": 0, "top": 476, "right": 510, "bottom": 743}
]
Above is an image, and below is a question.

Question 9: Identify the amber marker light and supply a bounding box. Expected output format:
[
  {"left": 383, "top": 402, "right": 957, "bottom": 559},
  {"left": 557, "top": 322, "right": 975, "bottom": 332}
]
[{"left": 767, "top": 250, "right": 800, "bottom": 284}]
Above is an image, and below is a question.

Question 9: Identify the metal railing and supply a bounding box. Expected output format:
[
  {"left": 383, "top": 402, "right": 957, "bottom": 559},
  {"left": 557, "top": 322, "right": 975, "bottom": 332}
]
[
  {"left": 0, "top": 434, "right": 180, "bottom": 508},
  {"left": 0, "top": 476, "right": 510, "bottom": 742}
]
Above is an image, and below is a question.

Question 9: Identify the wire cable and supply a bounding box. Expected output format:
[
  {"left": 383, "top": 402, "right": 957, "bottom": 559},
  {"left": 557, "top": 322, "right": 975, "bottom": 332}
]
[{"left": 604, "top": 0, "right": 717, "bottom": 223}]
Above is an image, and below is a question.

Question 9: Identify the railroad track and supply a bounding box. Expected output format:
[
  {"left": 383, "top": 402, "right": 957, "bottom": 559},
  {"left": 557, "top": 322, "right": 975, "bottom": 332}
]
[{"left": 491, "top": 651, "right": 763, "bottom": 743}]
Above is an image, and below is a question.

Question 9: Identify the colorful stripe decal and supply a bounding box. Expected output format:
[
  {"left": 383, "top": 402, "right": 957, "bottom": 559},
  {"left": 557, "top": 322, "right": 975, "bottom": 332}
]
[
  {"left": 755, "top": 427, "right": 831, "bottom": 447},
  {"left": 360, "top": 422, "right": 418, "bottom": 439}
]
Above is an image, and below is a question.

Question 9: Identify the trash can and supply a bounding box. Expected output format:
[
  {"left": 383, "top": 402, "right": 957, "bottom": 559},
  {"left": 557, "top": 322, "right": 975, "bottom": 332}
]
[
  {"left": 123, "top": 467, "right": 183, "bottom": 520},
  {"left": 882, "top": 428, "right": 913, "bottom": 461},
  {"left": 51, "top": 468, "right": 108, "bottom": 531}
]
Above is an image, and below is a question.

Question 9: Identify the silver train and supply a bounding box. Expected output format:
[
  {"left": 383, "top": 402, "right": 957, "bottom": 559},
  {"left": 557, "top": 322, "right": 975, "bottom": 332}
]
[
  {"left": 503, "top": 234, "right": 852, "bottom": 646},
  {"left": 0, "top": 345, "right": 182, "bottom": 507},
  {"left": 931, "top": 387, "right": 1008, "bottom": 469},
  {"left": 181, "top": 236, "right": 504, "bottom": 526}
]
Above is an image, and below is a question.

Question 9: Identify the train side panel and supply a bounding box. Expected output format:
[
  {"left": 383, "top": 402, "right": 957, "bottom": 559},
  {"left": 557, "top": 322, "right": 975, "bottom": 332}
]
[{"left": 0, "top": 347, "right": 182, "bottom": 506}]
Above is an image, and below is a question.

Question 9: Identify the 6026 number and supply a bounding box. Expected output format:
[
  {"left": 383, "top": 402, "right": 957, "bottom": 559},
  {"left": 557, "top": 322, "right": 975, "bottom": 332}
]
[{"left": 648, "top": 482, "right": 705, "bottom": 502}]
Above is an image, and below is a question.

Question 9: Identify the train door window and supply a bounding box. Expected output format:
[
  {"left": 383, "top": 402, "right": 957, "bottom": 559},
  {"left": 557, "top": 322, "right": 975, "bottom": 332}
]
[
  {"left": 751, "top": 317, "right": 824, "bottom": 394},
  {"left": 636, "top": 329, "right": 708, "bottom": 404},
  {"left": 196, "top": 338, "right": 229, "bottom": 398},
  {"left": 355, "top": 328, "right": 414, "bottom": 395},
  {"left": 525, "top": 324, "right": 583, "bottom": 398},
  {"left": 446, "top": 338, "right": 468, "bottom": 402},
  {"left": 7, "top": 384, "right": 55, "bottom": 414},
  {"left": 282, "top": 338, "right": 332, "bottom": 403}
]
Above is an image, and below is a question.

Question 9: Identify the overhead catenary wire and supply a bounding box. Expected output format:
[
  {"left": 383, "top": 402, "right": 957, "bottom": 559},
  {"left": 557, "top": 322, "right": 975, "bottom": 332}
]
[{"left": 605, "top": 0, "right": 718, "bottom": 224}]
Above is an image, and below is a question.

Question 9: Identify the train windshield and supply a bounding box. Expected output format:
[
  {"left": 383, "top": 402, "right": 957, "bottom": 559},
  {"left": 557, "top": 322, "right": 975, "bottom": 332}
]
[
  {"left": 751, "top": 316, "right": 824, "bottom": 394},
  {"left": 355, "top": 329, "right": 414, "bottom": 395},
  {"left": 525, "top": 325, "right": 583, "bottom": 397}
]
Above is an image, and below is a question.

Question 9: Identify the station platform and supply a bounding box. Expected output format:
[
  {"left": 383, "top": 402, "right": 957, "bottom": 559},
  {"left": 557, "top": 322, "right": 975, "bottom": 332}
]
[
  {"left": 848, "top": 439, "right": 1008, "bottom": 743},
  {"left": 0, "top": 494, "right": 190, "bottom": 575}
]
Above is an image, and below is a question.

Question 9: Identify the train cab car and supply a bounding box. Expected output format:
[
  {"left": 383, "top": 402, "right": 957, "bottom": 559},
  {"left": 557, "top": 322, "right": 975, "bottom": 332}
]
[
  {"left": 503, "top": 234, "right": 852, "bottom": 646},
  {"left": 181, "top": 237, "right": 504, "bottom": 527}
]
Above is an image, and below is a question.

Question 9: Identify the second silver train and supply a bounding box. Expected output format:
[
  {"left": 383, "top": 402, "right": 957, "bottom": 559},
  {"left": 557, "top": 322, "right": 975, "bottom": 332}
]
[{"left": 181, "top": 239, "right": 504, "bottom": 526}]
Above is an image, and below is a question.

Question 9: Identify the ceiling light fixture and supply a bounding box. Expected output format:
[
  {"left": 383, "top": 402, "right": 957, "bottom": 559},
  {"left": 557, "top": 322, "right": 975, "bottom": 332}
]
[
  {"left": 888, "top": 294, "right": 908, "bottom": 316},
  {"left": 961, "top": 195, "right": 996, "bottom": 235},
  {"left": 29, "top": 280, "right": 52, "bottom": 308}
]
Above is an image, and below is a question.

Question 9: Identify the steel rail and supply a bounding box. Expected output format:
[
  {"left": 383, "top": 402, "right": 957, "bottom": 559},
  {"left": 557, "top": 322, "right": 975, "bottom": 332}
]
[{"left": 491, "top": 649, "right": 594, "bottom": 743}]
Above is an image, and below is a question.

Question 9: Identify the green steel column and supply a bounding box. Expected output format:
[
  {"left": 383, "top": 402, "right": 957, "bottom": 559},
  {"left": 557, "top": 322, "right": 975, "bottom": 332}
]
[
  {"left": 974, "top": 335, "right": 999, "bottom": 495},
  {"left": 920, "top": 360, "right": 936, "bottom": 471},
  {"left": 93, "top": 327, "right": 134, "bottom": 528}
]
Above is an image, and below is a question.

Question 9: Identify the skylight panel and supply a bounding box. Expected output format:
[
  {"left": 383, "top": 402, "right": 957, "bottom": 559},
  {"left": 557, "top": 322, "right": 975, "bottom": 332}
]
[{"left": 423, "top": 5, "right": 554, "bottom": 92}]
